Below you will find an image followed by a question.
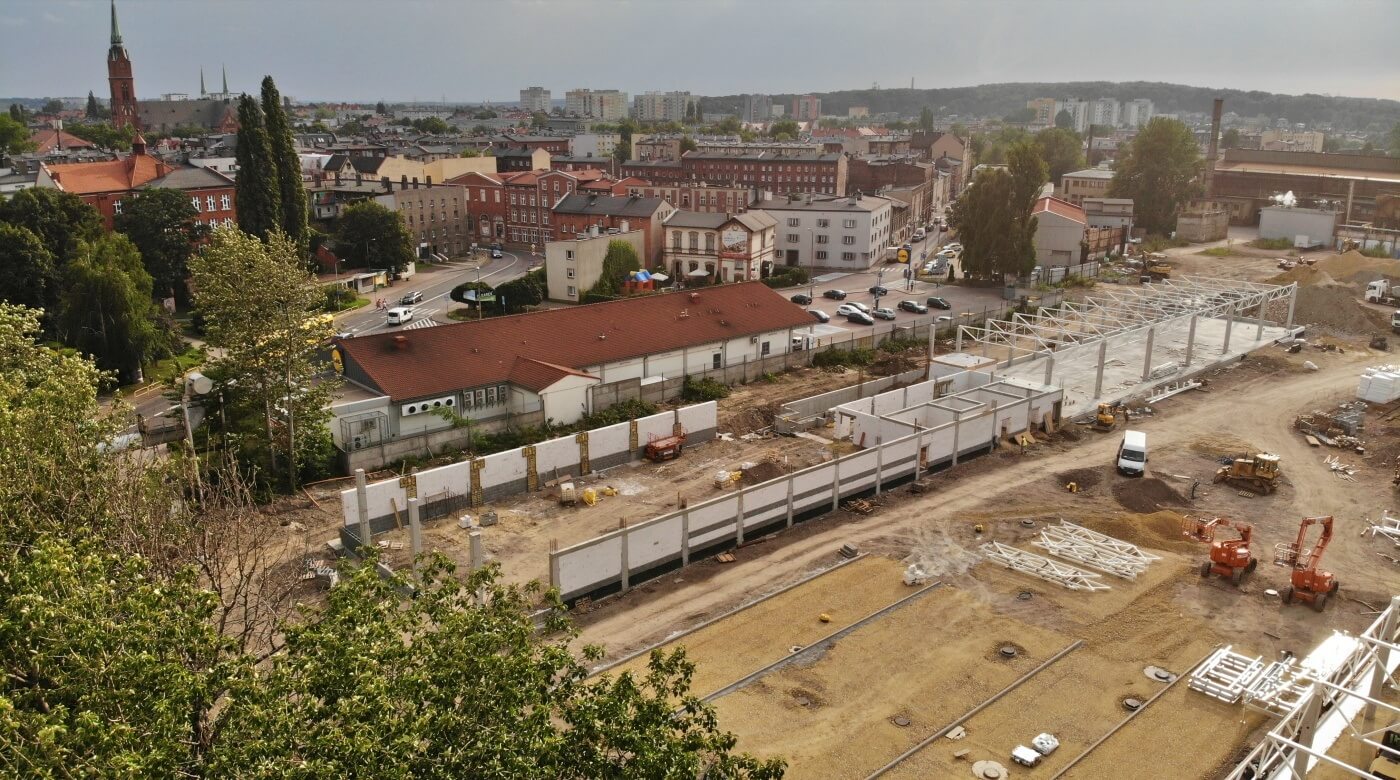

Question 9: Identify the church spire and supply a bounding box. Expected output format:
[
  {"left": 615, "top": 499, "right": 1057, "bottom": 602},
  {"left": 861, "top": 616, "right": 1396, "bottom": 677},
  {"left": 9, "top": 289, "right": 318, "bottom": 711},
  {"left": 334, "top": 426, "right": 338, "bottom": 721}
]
[
  {"left": 200, "top": 67, "right": 206, "bottom": 96},
  {"left": 110, "top": 0, "right": 122, "bottom": 46},
  {"left": 221, "top": 64, "right": 228, "bottom": 95}
]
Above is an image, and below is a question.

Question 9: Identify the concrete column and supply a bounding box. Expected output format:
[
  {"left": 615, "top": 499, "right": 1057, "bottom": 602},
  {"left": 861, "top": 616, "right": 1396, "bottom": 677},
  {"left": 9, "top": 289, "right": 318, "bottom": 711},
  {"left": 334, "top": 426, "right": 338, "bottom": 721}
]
[
  {"left": 1286, "top": 287, "right": 1297, "bottom": 329},
  {"left": 618, "top": 520, "right": 630, "bottom": 591},
  {"left": 407, "top": 497, "right": 422, "bottom": 576},
  {"left": 831, "top": 457, "right": 841, "bottom": 512},
  {"left": 952, "top": 411, "right": 962, "bottom": 466},
  {"left": 1042, "top": 349, "right": 1054, "bottom": 386},
  {"left": 1093, "top": 338, "right": 1108, "bottom": 400},
  {"left": 734, "top": 490, "right": 745, "bottom": 546},
  {"left": 354, "top": 468, "right": 371, "bottom": 551},
  {"left": 1221, "top": 304, "right": 1235, "bottom": 355},
  {"left": 1254, "top": 304, "right": 1266, "bottom": 342},
  {"left": 680, "top": 510, "right": 691, "bottom": 566},
  {"left": 1141, "top": 327, "right": 1156, "bottom": 381},
  {"left": 955, "top": 325, "right": 964, "bottom": 352},
  {"left": 913, "top": 426, "right": 925, "bottom": 481},
  {"left": 874, "top": 436, "right": 884, "bottom": 496},
  {"left": 989, "top": 401, "right": 1000, "bottom": 449},
  {"left": 785, "top": 479, "right": 795, "bottom": 528},
  {"left": 1184, "top": 314, "right": 1198, "bottom": 367},
  {"left": 1346, "top": 179, "right": 1355, "bottom": 223},
  {"left": 1291, "top": 690, "right": 1325, "bottom": 778},
  {"left": 468, "top": 529, "right": 484, "bottom": 572},
  {"left": 1366, "top": 595, "right": 1400, "bottom": 719}
]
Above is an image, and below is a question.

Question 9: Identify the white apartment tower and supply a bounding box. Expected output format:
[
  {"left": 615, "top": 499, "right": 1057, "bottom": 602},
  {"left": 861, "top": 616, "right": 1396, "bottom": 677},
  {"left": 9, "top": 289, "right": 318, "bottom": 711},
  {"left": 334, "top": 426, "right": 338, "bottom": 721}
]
[{"left": 519, "top": 86, "right": 551, "bottom": 114}]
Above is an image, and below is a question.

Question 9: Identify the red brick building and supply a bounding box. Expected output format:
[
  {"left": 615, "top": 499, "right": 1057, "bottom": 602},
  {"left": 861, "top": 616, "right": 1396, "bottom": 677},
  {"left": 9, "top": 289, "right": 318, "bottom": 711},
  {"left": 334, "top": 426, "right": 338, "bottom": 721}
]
[
  {"left": 107, "top": 0, "right": 139, "bottom": 130},
  {"left": 550, "top": 193, "right": 674, "bottom": 264},
  {"left": 622, "top": 182, "right": 754, "bottom": 213},
  {"left": 451, "top": 167, "right": 620, "bottom": 247},
  {"left": 491, "top": 134, "right": 571, "bottom": 155},
  {"left": 621, "top": 152, "right": 847, "bottom": 196}
]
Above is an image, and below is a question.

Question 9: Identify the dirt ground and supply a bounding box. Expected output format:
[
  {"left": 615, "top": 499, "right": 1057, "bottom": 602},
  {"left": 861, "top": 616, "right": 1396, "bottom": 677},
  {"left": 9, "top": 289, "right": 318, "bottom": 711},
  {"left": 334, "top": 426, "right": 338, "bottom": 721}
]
[{"left": 570, "top": 333, "right": 1400, "bottom": 778}]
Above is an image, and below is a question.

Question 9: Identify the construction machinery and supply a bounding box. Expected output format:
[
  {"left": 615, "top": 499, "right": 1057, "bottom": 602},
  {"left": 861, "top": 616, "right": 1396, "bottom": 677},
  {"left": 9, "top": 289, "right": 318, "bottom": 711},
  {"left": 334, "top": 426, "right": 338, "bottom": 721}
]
[
  {"left": 1146, "top": 256, "right": 1172, "bottom": 280},
  {"left": 1182, "top": 516, "right": 1258, "bottom": 586},
  {"left": 1370, "top": 729, "right": 1400, "bottom": 780},
  {"left": 1275, "top": 515, "right": 1339, "bottom": 611},
  {"left": 1213, "top": 452, "right": 1282, "bottom": 495},
  {"left": 644, "top": 428, "right": 686, "bottom": 462},
  {"left": 1092, "top": 402, "right": 1118, "bottom": 432}
]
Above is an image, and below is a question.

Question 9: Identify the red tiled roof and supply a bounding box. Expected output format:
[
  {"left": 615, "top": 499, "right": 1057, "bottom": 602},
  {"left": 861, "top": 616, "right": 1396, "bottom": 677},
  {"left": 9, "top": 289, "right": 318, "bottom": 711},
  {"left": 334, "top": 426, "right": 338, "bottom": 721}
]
[
  {"left": 44, "top": 154, "right": 171, "bottom": 195},
  {"left": 445, "top": 170, "right": 502, "bottom": 186},
  {"left": 30, "top": 128, "right": 96, "bottom": 153},
  {"left": 338, "top": 282, "right": 813, "bottom": 401},
  {"left": 1032, "top": 196, "right": 1087, "bottom": 224}
]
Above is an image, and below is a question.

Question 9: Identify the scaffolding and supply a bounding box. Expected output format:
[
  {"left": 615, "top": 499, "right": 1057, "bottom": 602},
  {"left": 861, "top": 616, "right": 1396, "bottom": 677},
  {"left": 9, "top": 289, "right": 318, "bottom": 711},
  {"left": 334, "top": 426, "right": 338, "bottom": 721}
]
[
  {"left": 1224, "top": 594, "right": 1400, "bottom": 779},
  {"left": 955, "top": 276, "right": 1298, "bottom": 364}
]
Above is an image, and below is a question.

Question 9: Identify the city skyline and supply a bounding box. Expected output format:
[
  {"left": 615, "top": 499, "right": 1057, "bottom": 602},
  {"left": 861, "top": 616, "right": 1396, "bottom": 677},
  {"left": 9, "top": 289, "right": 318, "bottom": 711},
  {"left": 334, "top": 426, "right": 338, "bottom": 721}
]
[{"left": 1, "top": 0, "right": 1396, "bottom": 104}]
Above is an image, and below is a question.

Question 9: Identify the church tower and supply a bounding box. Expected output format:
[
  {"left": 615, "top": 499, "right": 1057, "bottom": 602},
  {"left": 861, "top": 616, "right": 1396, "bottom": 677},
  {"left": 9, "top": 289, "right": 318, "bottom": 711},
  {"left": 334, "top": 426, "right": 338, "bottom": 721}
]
[{"left": 107, "top": 0, "right": 139, "bottom": 130}]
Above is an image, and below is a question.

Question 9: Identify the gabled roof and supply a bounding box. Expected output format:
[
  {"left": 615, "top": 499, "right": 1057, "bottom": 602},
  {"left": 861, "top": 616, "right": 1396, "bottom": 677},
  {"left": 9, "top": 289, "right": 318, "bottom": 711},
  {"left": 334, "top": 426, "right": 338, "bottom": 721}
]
[
  {"left": 1033, "top": 196, "right": 1087, "bottom": 224},
  {"left": 666, "top": 210, "right": 728, "bottom": 229},
  {"left": 337, "top": 282, "right": 812, "bottom": 401},
  {"left": 445, "top": 170, "right": 503, "bottom": 186},
  {"left": 30, "top": 128, "right": 96, "bottom": 153},
  {"left": 1063, "top": 167, "right": 1115, "bottom": 180},
  {"left": 553, "top": 193, "right": 668, "bottom": 218},
  {"left": 142, "top": 165, "right": 235, "bottom": 191}
]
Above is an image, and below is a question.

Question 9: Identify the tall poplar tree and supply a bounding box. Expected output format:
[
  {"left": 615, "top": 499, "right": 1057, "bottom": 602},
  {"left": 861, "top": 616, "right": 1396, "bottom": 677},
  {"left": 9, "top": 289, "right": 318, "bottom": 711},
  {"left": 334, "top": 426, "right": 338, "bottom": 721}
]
[
  {"left": 260, "top": 76, "right": 308, "bottom": 256},
  {"left": 233, "top": 94, "right": 281, "bottom": 241}
]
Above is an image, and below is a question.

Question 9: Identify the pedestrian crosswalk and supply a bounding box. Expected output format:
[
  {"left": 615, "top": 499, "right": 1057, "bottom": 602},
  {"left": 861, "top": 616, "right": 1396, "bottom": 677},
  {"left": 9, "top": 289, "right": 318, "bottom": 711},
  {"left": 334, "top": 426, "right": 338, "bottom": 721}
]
[{"left": 403, "top": 316, "right": 439, "bottom": 330}]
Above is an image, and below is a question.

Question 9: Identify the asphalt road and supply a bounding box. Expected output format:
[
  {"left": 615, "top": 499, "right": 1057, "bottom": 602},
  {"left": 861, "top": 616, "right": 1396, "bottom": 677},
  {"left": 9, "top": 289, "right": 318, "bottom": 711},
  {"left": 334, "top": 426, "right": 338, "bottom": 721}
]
[{"left": 340, "top": 249, "right": 533, "bottom": 337}]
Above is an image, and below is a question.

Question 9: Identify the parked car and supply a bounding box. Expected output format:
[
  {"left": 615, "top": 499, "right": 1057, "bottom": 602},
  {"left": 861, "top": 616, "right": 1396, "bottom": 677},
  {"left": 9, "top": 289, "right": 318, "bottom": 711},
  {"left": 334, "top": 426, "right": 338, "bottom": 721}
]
[
  {"left": 846, "top": 310, "right": 875, "bottom": 325},
  {"left": 400, "top": 290, "right": 423, "bottom": 305},
  {"left": 490, "top": 243, "right": 504, "bottom": 259},
  {"left": 790, "top": 293, "right": 813, "bottom": 305},
  {"left": 836, "top": 303, "right": 866, "bottom": 317},
  {"left": 872, "top": 307, "right": 897, "bottom": 321},
  {"left": 386, "top": 306, "right": 415, "bottom": 326},
  {"left": 945, "top": 243, "right": 962, "bottom": 252},
  {"left": 913, "top": 228, "right": 927, "bottom": 241},
  {"left": 822, "top": 289, "right": 847, "bottom": 300},
  {"left": 899, "top": 300, "right": 928, "bottom": 314},
  {"left": 926, "top": 296, "right": 952, "bottom": 310},
  {"left": 868, "top": 285, "right": 889, "bottom": 297},
  {"left": 936, "top": 315, "right": 954, "bottom": 324},
  {"left": 809, "top": 309, "right": 830, "bottom": 323}
]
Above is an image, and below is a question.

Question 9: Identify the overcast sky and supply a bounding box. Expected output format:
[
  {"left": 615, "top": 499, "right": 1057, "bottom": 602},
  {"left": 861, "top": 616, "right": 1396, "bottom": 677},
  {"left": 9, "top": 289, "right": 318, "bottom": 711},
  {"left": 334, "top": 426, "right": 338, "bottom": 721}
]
[{"left": 3, "top": 0, "right": 1397, "bottom": 103}]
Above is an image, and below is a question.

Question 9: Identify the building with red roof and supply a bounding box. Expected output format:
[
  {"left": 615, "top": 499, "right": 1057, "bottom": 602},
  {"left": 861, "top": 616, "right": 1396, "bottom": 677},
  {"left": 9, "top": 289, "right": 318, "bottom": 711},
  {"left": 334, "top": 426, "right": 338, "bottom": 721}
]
[
  {"left": 1031, "top": 196, "right": 1125, "bottom": 269},
  {"left": 29, "top": 128, "right": 98, "bottom": 154}
]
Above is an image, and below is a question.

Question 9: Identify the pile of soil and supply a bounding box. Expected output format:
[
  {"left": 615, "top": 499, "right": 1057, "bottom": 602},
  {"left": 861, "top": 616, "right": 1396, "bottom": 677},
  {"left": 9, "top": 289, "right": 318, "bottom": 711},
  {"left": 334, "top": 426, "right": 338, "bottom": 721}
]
[
  {"left": 1291, "top": 283, "right": 1388, "bottom": 335},
  {"left": 1112, "top": 478, "right": 1186, "bottom": 513},
  {"left": 1314, "top": 250, "right": 1400, "bottom": 287},
  {"left": 720, "top": 405, "right": 777, "bottom": 436},
  {"left": 1268, "top": 266, "right": 1335, "bottom": 287},
  {"left": 1055, "top": 467, "right": 1102, "bottom": 491},
  {"left": 742, "top": 459, "right": 786, "bottom": 483},
  {"left": 1083, "top": 510, "right": 1197, "bottom": 552}
]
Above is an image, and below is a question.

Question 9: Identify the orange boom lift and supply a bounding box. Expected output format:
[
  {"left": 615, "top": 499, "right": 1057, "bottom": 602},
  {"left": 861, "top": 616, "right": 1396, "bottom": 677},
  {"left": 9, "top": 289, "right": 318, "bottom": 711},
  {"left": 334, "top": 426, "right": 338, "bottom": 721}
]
[
  {"left": 1276, "top": 515, "right": 1339, "bottom": 612},
  {"left": 1182, "top": 516, "right": 1258, "bottom": 586}
]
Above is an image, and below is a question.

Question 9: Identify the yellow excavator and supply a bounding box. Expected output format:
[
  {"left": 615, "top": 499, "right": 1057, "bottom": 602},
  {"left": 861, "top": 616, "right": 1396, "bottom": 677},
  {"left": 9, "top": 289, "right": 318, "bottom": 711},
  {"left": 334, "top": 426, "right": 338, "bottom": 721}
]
[{"left": 1092, "top": 402, "right": 1118, "bottom": 432}]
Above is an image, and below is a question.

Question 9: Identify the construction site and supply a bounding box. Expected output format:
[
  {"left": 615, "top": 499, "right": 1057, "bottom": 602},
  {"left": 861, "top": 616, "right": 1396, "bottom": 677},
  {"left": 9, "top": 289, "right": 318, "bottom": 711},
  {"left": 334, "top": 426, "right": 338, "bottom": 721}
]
[{"left": 316, "top": 252, "right": 1400, "bottom": 778}]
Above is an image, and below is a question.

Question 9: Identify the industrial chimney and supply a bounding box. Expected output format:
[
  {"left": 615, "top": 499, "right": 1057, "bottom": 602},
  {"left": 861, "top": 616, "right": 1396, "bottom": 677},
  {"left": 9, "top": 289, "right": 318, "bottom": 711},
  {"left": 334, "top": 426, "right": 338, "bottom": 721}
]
[{"left": 1203, "top": 97, "right": 1224, "bottom": 197}]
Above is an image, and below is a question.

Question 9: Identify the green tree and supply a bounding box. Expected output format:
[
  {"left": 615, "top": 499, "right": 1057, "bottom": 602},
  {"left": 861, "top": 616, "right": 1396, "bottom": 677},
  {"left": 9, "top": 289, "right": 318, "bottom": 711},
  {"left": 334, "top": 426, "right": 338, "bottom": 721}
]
[
  {"left": 63, "top": 121, "right": 134, "bottom": 151},
  {"left": 260, "top": 76, "right": 309, "bottom": 257},
  {"left": 0, "top": 113, "right": 35, "bottom": 155},
  {"left": 714, "top": 116, "right": 742, "bottom": 135},
  {"left": 0, "top": 224, "right": 56, "bottom": 312},
  {"left": 460, "top": 148, "right": 481, "bottom": 158},
  {"left": 339, "top": 118, "right": 369, "bottom": 136},
  {"left": 531, "top": 111, "right": 549, "bottom": 129},
  {"left": 375, "top": 100, "right": 387, "bottom": 115},
  {"left": 919, "top": 106, "right": 935, "bottom": 131},
  {"left": 583, "top": 240, "right": 642, "bottom": 300},
  {"left": 58, "top": 234, "right": 172, "bottom": 382},
  {"left": 768, "top": 119, "right": 799, "bottom": 139},
  {"left": 191, "top": 227, "right": 336, "bottom": 489},
  {"left": 206, "top": 556, "right": 785, "bottom": 779},
  {"left": 0, "top": 187, "right": 103, "bottom": 271},
  {"left": 1034, "top": 127, "right": 1086, "bottom": 184},
  {"left": 234, "top": 94, "right": 281, "bottom": 241},
  {"left": 85, "top": 91, "right": 101, "bottom": 119},
  {"left": 1003, "top": 107, "right": 1037, "bottom": 124},
  {"left": 614, "top": 117, "right": 636, "bottom": 164},
  {"left": 1055, "top": 109, "right": 1074, "bottom": 130},
  {"left": 1108, "top": 117, "right": 1203, "bottom": 235},
  {"left": 41, "top": 98, "right": 64, "bottom": 115},
  {"left": 114, "top": 187, "right": 208, "bottom": 301},
  {"left": 949, "top": 169, "right": 1020, "bottom": 279},
  {"left": 8, "top": 103, "right": 28, "bottom": 122},
  {"left": 335, "top": 200, "right": 416, "bottom": 275},
  {"left": 680, "top": 134, "right": 698, "bottom": 153},
  {"left": 1220, "top": 128, "right": 1241, "bottom": 149},
  {"left": 414, "top": 116, "right": 450, "bottom": 135},
  {"left": 493, "top": 267, "right": 546, "bottom": 313}
]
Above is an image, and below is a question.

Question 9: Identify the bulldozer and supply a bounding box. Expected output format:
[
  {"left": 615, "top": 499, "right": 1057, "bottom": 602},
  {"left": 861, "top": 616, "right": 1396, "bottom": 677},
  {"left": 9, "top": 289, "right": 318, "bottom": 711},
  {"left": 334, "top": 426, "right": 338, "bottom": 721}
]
[
  {"left": 1182, "top": 516, "right": 1258, "bottom": 586},
  {"left": 1276, "top": 515, "right": 1339, "bottom": 612},
  {"left": 1092, "top": 402, "right": 1119, "bottom": 432},
  {"left": 1213, "top": 452, "right": 1281, "bottom": 495}
]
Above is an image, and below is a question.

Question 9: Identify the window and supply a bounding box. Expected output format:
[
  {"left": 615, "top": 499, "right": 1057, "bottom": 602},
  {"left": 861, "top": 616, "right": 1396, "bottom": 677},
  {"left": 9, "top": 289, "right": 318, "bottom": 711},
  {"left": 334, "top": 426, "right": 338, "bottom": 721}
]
[
  {"left": 843, "top": 218, "right": 856, "bottom": 228},
  {"left": 842, "top": 251, "right": 855, "bottom": 261},
  {"left": 113, "top": 199, "right": 123, "bottom": 215},
  {"left": 815, "top": 250, "right": 828, "bottom": 260},
  {"left": 787, "top": 233, "right": 799, "bottom": 243},
  {"left": 191, "top": 196, "right": 201, "bottom": 212},
  {"left": 567, "top": 285, "right": 576, "bottom": 297},
  {"left": 705, "top": 233, "right": 715, "bottom": 252},
  {"left": 816, "top": 218, "right": 830, "bottom": 228},
  {"left": 566, "top": 269, "right": 575, "bottom": 279},
  {"left": 787, "top": 217, "right": 799, "bottom": 227},
  {"left": 712, "top": 353, "right": 722, "bottom": 369},
  {"left": 688, "top": 231, "right": 699, "bottom": 250},
  {"left": 815, "top": 234, "right": 829, "bottom": 244},
  {"left": 494, "top": 191, "right": 500, "bottom": 203},
  {"left": 843, "top": 236, "right": 855, "bottom": 245},
  {"left": 565, "top": 249, "right": 575, "bottom": 261},
  {"left": 761, "top": 341, "right": 771, "bottom": 356}
]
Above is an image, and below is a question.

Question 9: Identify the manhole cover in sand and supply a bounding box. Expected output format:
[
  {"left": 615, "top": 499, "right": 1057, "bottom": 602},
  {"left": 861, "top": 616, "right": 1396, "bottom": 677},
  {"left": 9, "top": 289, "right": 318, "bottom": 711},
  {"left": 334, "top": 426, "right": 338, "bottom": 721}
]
[
  {"left": 1020, "top": 519, "right": 1036, "bottom": 528},
  {"left": 790, "top": 645, "right": 804, "bottom": 654},
  {"left": 999, "top": 645, "right": 1019, "bottom": 659},
  {"left": 1016, "top": 591, "right": 1033, "bottom": 601},
  {"left": 972, "top": 760, "right": 1008, "bottom": 779},
  {"left": 1123, "top": 697, "right": 1144, "bottom": 711},
  {"left": 892, "top": 715, "right": 911, "bottom": 727},
  {"left": 1144, "top": 666, "right": 1177, "bottom": 683},
  {"left": 1264, "top": 588, "right": 1279, "bottom": 597},
  {"left": 794, "top": 696, "right": 811, "bottom": 708}
]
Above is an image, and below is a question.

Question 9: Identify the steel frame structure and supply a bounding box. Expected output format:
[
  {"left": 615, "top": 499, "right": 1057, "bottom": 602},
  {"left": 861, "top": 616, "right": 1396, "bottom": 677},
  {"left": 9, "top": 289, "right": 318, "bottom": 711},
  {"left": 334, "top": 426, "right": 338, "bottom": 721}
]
[
  {"left": 1032, "top": 521, "right": 1160, "bottom": 579},
  {"left": 955, "top": 276, "right": 1298, "bottom": 362},
  {"left": 979, "top": 541, "right": 1110, "bottom": 591},
  {"left": 1224, "top": 595, "right": 1400, "bottom": 779}
]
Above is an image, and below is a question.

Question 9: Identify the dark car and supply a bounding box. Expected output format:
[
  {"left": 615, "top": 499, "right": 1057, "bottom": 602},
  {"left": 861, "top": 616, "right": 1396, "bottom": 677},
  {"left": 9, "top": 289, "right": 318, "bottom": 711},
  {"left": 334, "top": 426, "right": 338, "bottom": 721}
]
[
  {"left": 926, "top": 296, "right": 952, "bottom": 310},
  {"left": 868, "top": 285, "right": 889, "bottom": 297},
  {"left": 846, "top": 310, "right": 875, "bottom": 326},
  {"left": 809, "top": 309, "right": 831, "bottom": 323},
  {"left": 400, "top": 291, "right": 423, "bottom": 305},
  {"left": 822, "top": 289, "right": 847, "bottom": 300},
  {"left": 490, "top": 242, "right": 504, "bottom": 259},
  {"left": 899, "top": 300, "right": 928, "bottom": 314},
  {"left": 790, "top": 293, "right": 813, "bottom": 305}
]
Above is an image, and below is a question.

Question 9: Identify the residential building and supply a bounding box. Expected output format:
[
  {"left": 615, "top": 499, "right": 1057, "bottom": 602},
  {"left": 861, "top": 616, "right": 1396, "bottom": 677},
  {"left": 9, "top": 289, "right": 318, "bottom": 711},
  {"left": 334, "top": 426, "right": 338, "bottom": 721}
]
[
  {"left": 848, "top": 106, "right": 869, "bottom": 119},
  {"left": 846, "top": 155, "right": 938, "bottom": 229},
  {"left": 550, "top": 193, "right": 674, "bottom": 263},
  {"left": 1091, "top": 98, "right": 1120, "bottom": 129},
  {"left": 30, "top": 127, "right": 97, "bottom": 154},
  {"left": 494, "top": 147, "right": 551, "bottom": 172},
  {"left": 1080, "top": 197, "right": 1134, "bottom": 230},
  {"left": 1055, "top": 99, "right": 1090, "bottom": 133},
  {"left": 663, "top": 151, "right": 847, "bottom": 196},
  {"left": 1031, "top": 196, "right": 1121, "bottom": 269},
  {"left": 1059, "top": 166, "right": 1115, "bottom": 205},
  {"left": 453, "top": 167, "right": 614, "bottom": 248},
  {"left": 491, "top": 134, "right": 570, "bottom": 155},
  {"left": 107, "top": 0, "right": 138, "bottom": 130},
  {"left": 330, "top": 282, "right": 816, "bottom": 452},
  {"left": 694, "top": 140, "right": 824, "bottom": 158},
  {"left": 623, "top": 182, "right": 754, "bottom": 213},
  {"left": 544, "top": 229, "right": 647, "bottom": 302},
  {"left": 1026, "top": 98, "right": 1057, "bottom": 125},
  {"left": 571, "top": 133, "right": 620, "bottom": 159},
  {"left": 1122, "top": 99, "right": 1155, "bottom": 128},
  {"left": 519, "top": 86, "right": 551, "bottom": 114},
  {"left": 0, "top": 167, "right": 39, "bottom": 194},
  {"left": 742, "top": 94, "right": 773, "bottom": 125},
  {"left": 662, "top": 210, "right": 778, "bottom": 283},
  {"left": 1258, "top": 130, "right": 1325, "bottom": 153},
  {"left": 758, "top": 192, "right": 895, "bottom": 272},
  {"left": 792, "top": 95, "right": 822, "bottom": 122},
  {"left": 38, "top": 137, "right": 237, "bottom": 230},
  {"left": 373, "top": 180, "right": 470, "bottom": 259},
  {"left": 633, "top": 91, "right": 694, "bottom": 123},
  {"left": 564, "top": 89, "right": 629, "bottom": 121}
]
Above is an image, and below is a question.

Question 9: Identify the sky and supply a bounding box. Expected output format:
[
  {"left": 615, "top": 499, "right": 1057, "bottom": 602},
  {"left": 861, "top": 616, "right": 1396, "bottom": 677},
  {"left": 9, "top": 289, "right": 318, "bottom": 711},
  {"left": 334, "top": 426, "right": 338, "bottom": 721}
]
[{"left": 2, "top": 0, "right": 1397, "bottom": 104}]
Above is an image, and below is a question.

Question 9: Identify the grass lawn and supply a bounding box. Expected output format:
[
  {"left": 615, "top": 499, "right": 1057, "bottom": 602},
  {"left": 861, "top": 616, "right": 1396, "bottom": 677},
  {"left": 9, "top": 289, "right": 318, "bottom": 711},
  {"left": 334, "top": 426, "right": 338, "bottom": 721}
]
[{"left": 129, "top": 345, "right": 207, "bottom": 393}]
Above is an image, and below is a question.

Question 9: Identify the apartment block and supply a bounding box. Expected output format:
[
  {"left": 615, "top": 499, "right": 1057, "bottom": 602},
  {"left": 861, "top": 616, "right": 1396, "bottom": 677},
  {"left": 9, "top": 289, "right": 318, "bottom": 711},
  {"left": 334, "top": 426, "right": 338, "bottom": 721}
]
[
  {"left": 519, "top": 86, "right": 551, "bottom": 114},
  {"left": 633, "top": 91, "right": 694, "bottom": 123},
  {"left": 564, "top": 88, "right": 629, "bottom": 121},
  {"left": 792, "top": 95, "right": 822, "bottom": 122}
]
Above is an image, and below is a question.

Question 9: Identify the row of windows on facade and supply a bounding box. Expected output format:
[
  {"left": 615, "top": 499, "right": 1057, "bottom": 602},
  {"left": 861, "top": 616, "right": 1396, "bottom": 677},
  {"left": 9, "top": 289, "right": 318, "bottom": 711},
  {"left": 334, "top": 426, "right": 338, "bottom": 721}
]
[
  {"left": 472, "top": 181, "right": 579, "bottom": 205},
  {"left": 801, "top": 250, "right": 861, "bottom": 261},
  {"left": 697, "top": 163, "right": 833, "bottom": 174},
  {"left": 787, "top": 217, "right": 860, "bottom": 229},
  {"left": 668, "top": 231, "right": 772, "bottom": 252},
  {"left": 404, "top": 209, "right": 460, "bottom": 227},
  {"left": 783, "top": 233, "right": 861, "bottom": 245},
  {"left": 192, "top": 194, "right": 232, "bottom": 212}
]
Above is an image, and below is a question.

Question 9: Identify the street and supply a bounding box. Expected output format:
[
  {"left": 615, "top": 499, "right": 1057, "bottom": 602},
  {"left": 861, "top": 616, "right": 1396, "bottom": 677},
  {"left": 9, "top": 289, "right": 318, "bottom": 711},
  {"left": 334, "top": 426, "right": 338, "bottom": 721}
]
[{"left": 338, "top": 249, "right": 534, "bottom": 337}]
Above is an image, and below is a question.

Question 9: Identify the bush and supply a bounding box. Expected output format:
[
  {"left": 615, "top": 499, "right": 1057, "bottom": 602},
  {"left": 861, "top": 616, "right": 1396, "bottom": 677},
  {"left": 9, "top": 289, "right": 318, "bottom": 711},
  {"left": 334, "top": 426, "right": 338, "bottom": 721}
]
[
  {"left": 1361, "top": 246, "right": 1395, "bottom": 259},
  {"left": 1200, "top": 246, "right": 1233, "bottom": 257},
  {"left": 681, "top": 376, "right": 731, "bottom": 402},
  {"left": 578, "top": 398, "right": 658, "bottom": 428},
  {"left": 880, "top": 335, "right": 924, "bottom": 353},
  {"left": 812, "top": 347, "right": 874, "bottom": 368},
  {"left": 761, "top": 266, "right": 810, "bottom": 289},
  {"left": 1141, "top": 234, "right": 1189, "bottom": 254},
  {"left": 1249, "top": 237, "right": 1294, "bottom": 250}
]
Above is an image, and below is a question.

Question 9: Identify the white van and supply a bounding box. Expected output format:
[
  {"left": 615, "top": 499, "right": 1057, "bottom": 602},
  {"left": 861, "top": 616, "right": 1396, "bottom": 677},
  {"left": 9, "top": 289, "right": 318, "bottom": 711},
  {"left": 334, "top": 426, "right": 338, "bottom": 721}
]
[
  {"left": 386, "top": 306, "right": 415, "bottom": 326},
  {"left": 1117, "top": 430, "right": 1147, "bottom": 476}
]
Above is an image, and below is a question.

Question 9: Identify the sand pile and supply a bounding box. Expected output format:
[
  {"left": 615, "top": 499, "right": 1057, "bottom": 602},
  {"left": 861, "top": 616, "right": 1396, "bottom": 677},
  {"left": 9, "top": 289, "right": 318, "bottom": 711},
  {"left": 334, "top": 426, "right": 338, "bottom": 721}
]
[
  {"left": 1292, "top": 283, "right": 1388, "bottom": 334},
  {"left": 1112, "top": 478, "right": 1185, "bottom": 513},
  {"left": 1314, "top": 250, "right": 1400, "bottom": 287},
  {"left": 1267, "top": 266, "right": 1335, "bottom": 287}
]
